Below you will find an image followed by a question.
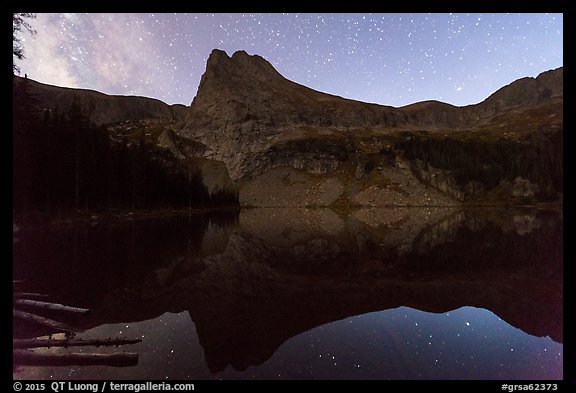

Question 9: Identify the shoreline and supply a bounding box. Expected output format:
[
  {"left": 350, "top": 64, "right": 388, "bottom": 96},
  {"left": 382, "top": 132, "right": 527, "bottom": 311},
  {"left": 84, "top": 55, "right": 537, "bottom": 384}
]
[
  {"left": 13, "top": 200, "right": 562, "bottom": 232},
  {"left": 13, "top": 206, "right": 240, "bottom": 232}
]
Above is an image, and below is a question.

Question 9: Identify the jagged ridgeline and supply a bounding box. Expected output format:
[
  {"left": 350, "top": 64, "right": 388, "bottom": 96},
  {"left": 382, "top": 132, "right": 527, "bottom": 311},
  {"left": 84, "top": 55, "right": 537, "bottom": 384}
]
[{"left": 13, "top": 49, "right": 562, "bottom": 215}]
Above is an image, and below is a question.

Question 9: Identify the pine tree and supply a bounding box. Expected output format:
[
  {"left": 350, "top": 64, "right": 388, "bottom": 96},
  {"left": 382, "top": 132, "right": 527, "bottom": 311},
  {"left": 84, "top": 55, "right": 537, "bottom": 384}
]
[{"left": 13, "top": 13, "right": 36, "bottom": 74}]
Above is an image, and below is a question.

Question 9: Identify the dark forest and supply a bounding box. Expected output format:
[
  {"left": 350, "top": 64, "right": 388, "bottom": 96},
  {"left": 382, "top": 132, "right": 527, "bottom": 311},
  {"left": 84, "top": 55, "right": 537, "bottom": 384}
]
[{"left": 13, "top": 76, "right": 239, "bottom": 220}]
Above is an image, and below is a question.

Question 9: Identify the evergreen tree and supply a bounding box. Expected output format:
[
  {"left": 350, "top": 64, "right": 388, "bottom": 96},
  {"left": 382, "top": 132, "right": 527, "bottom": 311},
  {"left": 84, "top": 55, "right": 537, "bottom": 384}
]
[{"left": 13, "top": 13, "right": 36, "bottom": 74}]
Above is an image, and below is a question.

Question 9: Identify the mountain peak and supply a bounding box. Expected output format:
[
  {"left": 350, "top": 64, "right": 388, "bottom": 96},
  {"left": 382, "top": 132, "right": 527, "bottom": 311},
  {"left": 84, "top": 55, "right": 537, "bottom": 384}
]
[
  {"left": 206, "top": 48, "right": 229, "bottom": 63},
  {"left": 185, "top": 51, "right": 563, "bottom": 181},
  {"left": 189, "top": 49, "right": 288, "bottom": 116},
  {"left": 231, "top": 49, "right": 249, "bottom": 59},
  {"left": 204, "top": 49, "right": 280, "bottom": 78}
]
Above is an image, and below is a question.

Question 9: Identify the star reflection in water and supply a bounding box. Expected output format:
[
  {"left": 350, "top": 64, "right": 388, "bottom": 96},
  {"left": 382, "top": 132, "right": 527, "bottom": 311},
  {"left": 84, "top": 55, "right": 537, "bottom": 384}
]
[{"left": 13, "top": 207, "right": 563, "bottom": 380}]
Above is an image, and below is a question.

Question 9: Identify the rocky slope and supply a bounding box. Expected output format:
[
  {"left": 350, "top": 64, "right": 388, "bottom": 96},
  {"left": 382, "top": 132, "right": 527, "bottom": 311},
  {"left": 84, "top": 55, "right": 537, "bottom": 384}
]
[
  {"left": 17, "top": 76, "right": 187, "bottom": 125},
  {"left": 179, "top": 50, "right": 562, "bottom": 206},
  {"left": 17, "top": 50, "right": 562, "bottom": 207}
]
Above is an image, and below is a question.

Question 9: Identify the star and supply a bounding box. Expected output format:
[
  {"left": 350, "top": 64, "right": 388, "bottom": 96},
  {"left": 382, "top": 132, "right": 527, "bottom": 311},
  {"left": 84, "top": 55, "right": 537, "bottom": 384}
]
[{"left": 15, "top": 13, "right": 562, "bottom": 109}]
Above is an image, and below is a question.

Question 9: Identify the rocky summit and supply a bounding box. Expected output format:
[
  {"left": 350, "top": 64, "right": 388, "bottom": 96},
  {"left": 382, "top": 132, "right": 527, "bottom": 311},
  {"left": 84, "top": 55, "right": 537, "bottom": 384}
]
[
  {"left": 180, "top": 49, "right": 562, "bottom": 207},
  {"left": 19, "top": 49, "right": 563, "bottom": 207}
]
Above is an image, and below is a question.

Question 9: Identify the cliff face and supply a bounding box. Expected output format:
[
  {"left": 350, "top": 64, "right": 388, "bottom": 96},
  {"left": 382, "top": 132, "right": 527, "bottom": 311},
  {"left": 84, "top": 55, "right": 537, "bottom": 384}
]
[
  {"left": 180, "top": 49, "right": 562, "bottom": 205},
  {"left": 182, "top": 50, "right": 404, "bottom": 182}
]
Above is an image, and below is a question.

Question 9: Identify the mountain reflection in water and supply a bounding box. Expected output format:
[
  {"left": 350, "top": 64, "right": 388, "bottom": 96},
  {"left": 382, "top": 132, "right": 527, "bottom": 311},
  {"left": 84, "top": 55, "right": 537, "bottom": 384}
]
[{"left": 13, "top": 207, "right": 562, "bottom": 379}]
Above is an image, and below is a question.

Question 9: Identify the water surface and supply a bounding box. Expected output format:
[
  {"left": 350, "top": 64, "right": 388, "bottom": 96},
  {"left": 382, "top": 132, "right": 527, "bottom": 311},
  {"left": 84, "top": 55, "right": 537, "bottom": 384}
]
[{"left": 13, "top": 207, "right": 563, "bottom": 380}]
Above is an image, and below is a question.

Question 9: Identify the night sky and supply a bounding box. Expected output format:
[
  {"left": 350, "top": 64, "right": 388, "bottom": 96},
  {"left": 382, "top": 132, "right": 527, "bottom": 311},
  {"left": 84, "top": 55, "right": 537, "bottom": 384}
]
[{"left": 16, "top": 13, "right": 562, "bottom": 108}]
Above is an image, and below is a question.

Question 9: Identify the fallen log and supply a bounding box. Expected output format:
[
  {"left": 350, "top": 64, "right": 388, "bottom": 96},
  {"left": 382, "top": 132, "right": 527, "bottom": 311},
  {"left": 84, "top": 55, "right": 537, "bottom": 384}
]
[
  {"left": 14, "top": 299, "right": 90, "bottom": 314},
  {"left": 13, "top": 293, "right": 50, "bottom": 300},
  {"left": 13, "top": 350, "right": 138, "bottom": 367},
  {"left": 13, "top": 337, "right": 142, "bottom": 350},
  {"left": 13, "top": 309, "right": 81, "bottom": 333}
]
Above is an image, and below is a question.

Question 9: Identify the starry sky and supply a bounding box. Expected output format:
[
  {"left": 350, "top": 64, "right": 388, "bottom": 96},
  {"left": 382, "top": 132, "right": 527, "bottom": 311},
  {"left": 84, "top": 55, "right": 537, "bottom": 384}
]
[{"left": 15, "top": 13, "right": 562, "bottom": 108}]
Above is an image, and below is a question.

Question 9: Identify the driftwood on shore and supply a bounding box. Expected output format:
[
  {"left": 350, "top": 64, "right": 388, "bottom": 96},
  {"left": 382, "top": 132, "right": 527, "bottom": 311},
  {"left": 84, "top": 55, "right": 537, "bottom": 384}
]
[
  {"left": 13, "top": 350, "right": 139, "bottom": 367},
  {"left": 13, "top": 309, "right": 81, "bottom": 333},
  {"left": 13, "top": 293, "right": 49, "bottom": 300},
  {"left": 13, "top": 286, "right": 141, "bottom": 369},
  {"left": 13, "top": 337, "right": 142, "bottom": 350},
  {"left": 14, "top": 299, "right": 90, "bottom": 314}
]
